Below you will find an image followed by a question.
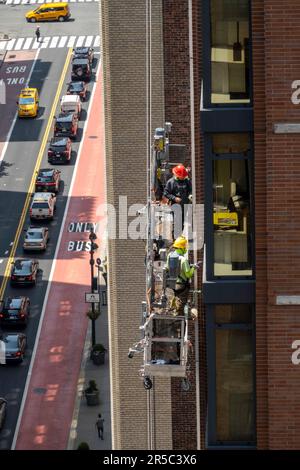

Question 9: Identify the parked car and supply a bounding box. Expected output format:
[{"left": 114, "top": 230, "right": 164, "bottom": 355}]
[
  {"left": 0, "top": 333, "right": 27, "bottom": 364},
  {"left": 67, "top": 81, "right": 87, "bottom": 101},
  {"left": 23, "top": 226, "right": 49, "bottom": 252},
  {"left": 71, "top": 58, "right": 92, "bottom": 82},
  {"left": 73, "top": 47, "right": 94, "bottom": 66},
  {"left": 10, "top": 259, "right": 39, "bottom": 286},
  {"left": 0, "top": 297, "right": 30, "bottom": 326},
  {"left": 54, "top": 112, "right": 79, "bottom": 140},
  {"left": 48, "top": 137, "right": 72, "bottom": 164},
  {"left": 60, "top": 94, "right": 81, "bottom": 118},
  {"left": 35, "top": 168, "right": 61, "bottom": 193},
  {"left": 30, "top": 193, "right": 56, "bottom": 221},
  {"left": 0, "top": 399, "right": 7, "bottom": 430}
]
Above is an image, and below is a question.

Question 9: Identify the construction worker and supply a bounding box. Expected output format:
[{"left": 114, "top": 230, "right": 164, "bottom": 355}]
[
  {"left": 163, "top": 164, "right": 192, "bottom": 234},
  {"left": 166, "top": 236, "right": 198, "bottom": 315}
]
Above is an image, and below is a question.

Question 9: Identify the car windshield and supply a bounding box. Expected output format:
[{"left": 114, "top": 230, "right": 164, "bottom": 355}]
[
  {"left": 69, "top": 83, "right": 83, "bottom": 91},
  {"left": 32, "top": 202, "right": 49, "bottom": 210},
  {"left": 14, "top": 261, "right": 31, "bottom": 275},
  {"left": 4, "top": 299, "right": 22, "bottom": 312},
  {"left": 3, "top": 335, "right": 19, "bottom": 351},
  {"left": 26, "top": 231, "right": 43, "bottom": 240},
  {"left": 37, "top": 175, "right": 54, "bottom": 182},
  {"left": 19, "top": 97, "right": 34, "bottom": 105}
]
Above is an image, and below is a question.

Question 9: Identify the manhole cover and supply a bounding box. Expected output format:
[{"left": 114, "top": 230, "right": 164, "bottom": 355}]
[
  {"left": 89, "top": 135, "right": 98, "bottom": 139},
  {"left": 8, "top": 55, "right": 16, "bottom": 59},
  {"left": 33, "top": 387, "right": 46, "bottom": 395}
]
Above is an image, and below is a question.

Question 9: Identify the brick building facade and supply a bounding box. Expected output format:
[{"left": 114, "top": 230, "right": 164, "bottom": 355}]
[{"left": 101, "top": 0, "right": 300, "bottom": 449}]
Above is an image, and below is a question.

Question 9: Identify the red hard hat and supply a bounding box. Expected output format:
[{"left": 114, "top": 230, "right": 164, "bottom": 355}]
[{"left": 172, "top": 164, "right": 188, "bottom": 179}]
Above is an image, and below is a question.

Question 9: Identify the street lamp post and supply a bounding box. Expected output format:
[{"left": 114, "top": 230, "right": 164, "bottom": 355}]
[{"left": 89, "top": 227, "right": 98, "bottom": 347}]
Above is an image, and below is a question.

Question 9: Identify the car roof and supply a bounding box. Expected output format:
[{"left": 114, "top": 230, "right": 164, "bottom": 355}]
[
  {"left": 14, "top": 259, "right": 32, "bottom": 266},
  {"left": 26, "top": 226, "right": 45, "bottom": 234},
  {"left": 39, "top": 2, "right": 68, "bottom": 7},
  {"left": 32, "top": 192, "right": 54, "bottom": 200},
  {"left": 50, "top": 136, "right": 69, "bottom": 145},
  {"left": 38, "top": 168, "right": 55, "bottom": 176},
  {"left": 69, "top": 81, "right": 84, "bottom": 87},
  {"left": 1, "top": 333, "right": 24, "bottom": 343},
  {"left": 56, "top": 113, "right": 74, "bottom": 122},
  {"left": 72, "top": 58, "right": 89, "bottom": 65},
  {"left": 74, "top": 47, "right": 90, "bottom": 53},
  {"left": 61, "top": 94, "right": 80, "bottom": 103}
]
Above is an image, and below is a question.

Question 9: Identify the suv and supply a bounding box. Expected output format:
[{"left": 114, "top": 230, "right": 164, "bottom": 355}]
[
  {"left": 54, "top": 113, "right": 78, "bottom": 140},
  {"left": 71, "top": 59, "right": 92, "bottom": 82},
  {"left": 67, "top": 81, "right": 87, "bottom": 101},
  {"left": 48, "top": 137, "right": 72, "bottom": 164},
  {"left": 29, "top": 193, "right": 56, "bottom": 220},
  {"left": 0, "top": 297, "right": 30, "bottom": 326},
  {"left": 35, "top": 168, "right": 61, "bottom": 193},
  {"left": 73, "top": 47, "right": 94, "bottom": 66}
]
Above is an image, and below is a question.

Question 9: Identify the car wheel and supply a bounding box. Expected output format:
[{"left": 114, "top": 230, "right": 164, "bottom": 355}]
[
  {"left": 58, "top": 16, "right": 65, "bottom": 22},
  {"left": 30, "top": 17, "right": 36, "bottom": 23}
]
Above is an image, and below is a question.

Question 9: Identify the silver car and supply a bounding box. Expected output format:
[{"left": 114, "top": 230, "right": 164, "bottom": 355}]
[
  {"left": 0, "top": 398, "right": 7, "bottom": 430},
  {"left": 23, "top": 226, "right": 49, "bottom": 251}
]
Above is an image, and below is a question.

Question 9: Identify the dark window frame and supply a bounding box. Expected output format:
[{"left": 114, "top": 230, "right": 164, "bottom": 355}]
[
  {"left": 206, "top": 303, "right": 256, "bottom": 448},
  {"left": 204, "top": 133, "right": 255, "bottom": 280},
  {"left": 202, "top": 0, "right": 253, "bottom": 109}
]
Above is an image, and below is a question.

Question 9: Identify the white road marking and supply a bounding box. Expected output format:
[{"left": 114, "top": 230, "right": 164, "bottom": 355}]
[
  {"left": 94, "top": 35, "right": 100, "bottom": 47},
  {"left": 67, "top": 36, "right": 77, "bottom": 48},
  {"left": 23, "top": 37, "right": 33, "bottom": 50},
  {"left": 41, "top": 36, "right": 51, "bottom": 49},
  {"left": 85, "top": 35, "right": 93, "bottom": 47},
  {"left": 58, "top": 36, "right": 68, "bottom": 48},
  {"left": 14, "top": 38, "right": 25, "bottom": 51},
  {"left": 11, "top": 59, "right": 102, "bottom": 451},
  {"left": 49, "top": 36, "right": 59, "bottom": 48},
  {"left": 75, "top": 36, "right": 85, "bottom": 47},
  {"left": 0, "top": 260, "right": 4, "bottom": 264},
  {"left": 6, "top": 39, "right": 16, "bottom": 51},
  {"left": 4, "top": 251, "right": 8, "bottom": 255}
]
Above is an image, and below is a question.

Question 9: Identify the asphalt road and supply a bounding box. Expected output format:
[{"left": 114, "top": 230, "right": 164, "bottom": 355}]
[{"left": 0, "top": 5, "right": 100, "bottom": 450}]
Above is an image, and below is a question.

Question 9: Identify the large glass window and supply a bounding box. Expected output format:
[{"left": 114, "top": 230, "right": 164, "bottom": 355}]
[
  {"left": 212, "top": 134, "right": 252, "bottom": 277},
  {"left": 215, "top": 305, "right": 255, "bottom": 443},
  {"left": 210, "top": 0, "right": 250, "bottom": 104},
  {"left": 207, "top": 304, "right": 255, "bottom": 445}
]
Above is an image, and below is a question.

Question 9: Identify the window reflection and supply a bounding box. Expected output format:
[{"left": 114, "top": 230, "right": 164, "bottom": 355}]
[
  {"left": 211, "top": 0, "right": 250, "bottom": 104},
  {"left": 213, "top": 158, "right": 252, "bottom": 276}
]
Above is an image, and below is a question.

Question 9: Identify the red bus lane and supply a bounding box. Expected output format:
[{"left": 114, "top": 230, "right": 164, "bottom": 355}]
[
  {"left": 15, "top": 66, "right": 106, "bottom": 450},
  {"left": 0, "top": 51, "right": 37, "bottom": 157}
]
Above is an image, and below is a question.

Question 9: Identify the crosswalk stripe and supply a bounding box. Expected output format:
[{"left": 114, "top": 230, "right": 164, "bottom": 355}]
[
  {"left": 23, "top": 37, "right": 33, "bottom": 50},
  {"left": 49, "top": 36, "right": 59, "bottom": 48},
  {"left": 14, "top": 0, "right": 21, "bottom": 4},
  {"left": 67, "top": 36, "right": 77, "bottom": 48},
  {"left": 21, "top": 0, "right": 28, "bottom": 4},
  {"left": 6, "top": 0, "right": 13, "bottom": 4},
  {"left": 14, "top": 38, "right": 25, "bottom": 51},
  {"left": 75, "top": 36, "right": 85, "bottom": 47},
  {"left": 6, "top": 39, "right": 16, "bottom": 51},
  {"left": 41, "top": 36, "right": 51, "bottom": 48},
  {"left": 58, "top": 36, "right": 68, "bottom": 48},
  {"left": 0, "top": 35, "right": 100, "bottom": 51},
  {"left": 85, "top": 35, "right": 93, "bottom": 47}
]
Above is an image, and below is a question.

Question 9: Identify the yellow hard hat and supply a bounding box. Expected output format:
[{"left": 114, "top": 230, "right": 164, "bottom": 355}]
[{"left": 173, "top": 236, "right": 188, "bottom": 250}]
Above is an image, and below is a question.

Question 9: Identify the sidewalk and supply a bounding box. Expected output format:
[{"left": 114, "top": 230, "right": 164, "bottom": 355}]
[{"left": 68, "top": 276, "right": 112, "bottom": 450}]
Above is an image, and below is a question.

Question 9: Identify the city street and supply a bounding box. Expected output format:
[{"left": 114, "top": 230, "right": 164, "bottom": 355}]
[{"left": 0, "top": 1, "right": 102, "bottom": 449}]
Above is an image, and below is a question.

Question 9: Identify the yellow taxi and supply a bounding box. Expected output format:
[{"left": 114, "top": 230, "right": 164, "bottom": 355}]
[
  {"left": 25, "top": 3, "right": 71, "bottom": 23},
  {"left": 17, "top": 88, "right": 39, "bottom": 118}
]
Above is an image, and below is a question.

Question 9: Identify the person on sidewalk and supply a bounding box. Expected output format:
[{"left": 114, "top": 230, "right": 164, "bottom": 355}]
[
  {"left": 95, "top": 413, "right": 104, "bottom": 440},
  {"left": 35, "top": 26, "right": 41, "bottom": 43}
]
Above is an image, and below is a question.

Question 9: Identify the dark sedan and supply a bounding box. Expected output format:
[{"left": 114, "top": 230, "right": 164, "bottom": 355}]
[
  {"left": 0, "top": 333, "right": 26, "bottom": 364},
  {"left": 73, "top": 46, "right": 94, "bottom": 66},
  {"left": 0, "top": 297, "right": 30, "bottom": 326},
  {"left": 54, "top": 113, "right": 78, "bottom": 140},
  {"left": 10, "top": 259, "right": 39, "bottom": 286},
  {"left": 48, "top": 137, "right": 72, "bottom": 164}
]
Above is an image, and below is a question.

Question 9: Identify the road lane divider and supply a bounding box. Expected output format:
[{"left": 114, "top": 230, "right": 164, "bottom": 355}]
[{"left": 0, "top": 47, "right": 73, "bottom": 300}]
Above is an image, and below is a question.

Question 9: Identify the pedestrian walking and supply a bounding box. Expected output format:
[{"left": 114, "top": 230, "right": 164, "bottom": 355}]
[
  {"left": 95, "top": 413, "right": 104, "bottom": 440},
  {"left": 35, "top": 26, "right": 40, "bottom": 43}
]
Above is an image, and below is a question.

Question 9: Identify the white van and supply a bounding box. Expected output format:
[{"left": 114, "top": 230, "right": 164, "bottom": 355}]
[{"left": 60, "top": 95, "right": 81, "bottom": 118}]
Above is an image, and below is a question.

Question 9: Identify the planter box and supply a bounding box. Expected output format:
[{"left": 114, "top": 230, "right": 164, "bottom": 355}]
[
  {"left": 85, "top": 391, "right": 99, "bottom": 406},
  {"left": 91, "top": 350, "right": 105, "bottom": 365}
]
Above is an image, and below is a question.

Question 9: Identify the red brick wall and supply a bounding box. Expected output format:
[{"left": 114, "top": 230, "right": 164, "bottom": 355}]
[
  {"left": 252, "top": 0, "right": 268, "bottom": 449},
  {"left": 254, "top": 0, "right": 300, "bottom": 449},
  {"left": 163, "top": 0, "right": 206, "bottom": 449}
]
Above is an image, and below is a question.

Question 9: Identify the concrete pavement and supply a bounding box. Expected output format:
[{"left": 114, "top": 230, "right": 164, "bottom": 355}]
[{"left": 68, "top": 276, "right": 111, "bottom": 450}]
